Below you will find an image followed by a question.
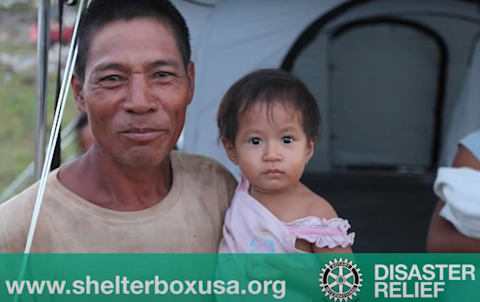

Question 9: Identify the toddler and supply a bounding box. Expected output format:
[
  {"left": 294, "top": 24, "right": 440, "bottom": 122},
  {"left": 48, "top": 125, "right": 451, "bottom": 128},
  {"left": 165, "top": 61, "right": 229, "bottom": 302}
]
[{"left": 217, "top": 69, "right": 354, "bottom": 253}]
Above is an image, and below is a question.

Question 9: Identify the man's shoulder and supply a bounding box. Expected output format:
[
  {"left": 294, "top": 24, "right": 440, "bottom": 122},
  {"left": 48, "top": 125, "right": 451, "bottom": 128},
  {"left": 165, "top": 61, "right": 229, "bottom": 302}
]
[
  {"left": 0, "top": 179, "right": 43, "bottom": 252},
  {"left": 0, "top": 181, "right": 39, "bottom": 217},
  {"left": 0, "top": 171, "right": 60, "bottom": 219}
]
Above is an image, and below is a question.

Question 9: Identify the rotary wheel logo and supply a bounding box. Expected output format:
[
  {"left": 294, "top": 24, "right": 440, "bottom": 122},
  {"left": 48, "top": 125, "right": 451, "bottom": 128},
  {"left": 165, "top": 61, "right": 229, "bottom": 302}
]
[{"left": 318, "top": 258, "right": 363, "bottom": 301}]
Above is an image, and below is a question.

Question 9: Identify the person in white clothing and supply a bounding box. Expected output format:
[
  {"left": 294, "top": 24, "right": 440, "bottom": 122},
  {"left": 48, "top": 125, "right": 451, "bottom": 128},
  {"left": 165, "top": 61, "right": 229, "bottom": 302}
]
[{"left": 427, "top": 129, "right": 480, "bottom": 252}]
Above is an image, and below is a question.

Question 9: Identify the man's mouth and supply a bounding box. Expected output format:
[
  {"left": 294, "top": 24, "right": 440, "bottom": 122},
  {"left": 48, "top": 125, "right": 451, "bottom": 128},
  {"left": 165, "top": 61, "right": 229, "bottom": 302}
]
[
  {"left": 120, "top": 128, "right": 167, "bottom": 143},
  {"left": 123, "top": 128, "right": 161, "bottom": 133}
]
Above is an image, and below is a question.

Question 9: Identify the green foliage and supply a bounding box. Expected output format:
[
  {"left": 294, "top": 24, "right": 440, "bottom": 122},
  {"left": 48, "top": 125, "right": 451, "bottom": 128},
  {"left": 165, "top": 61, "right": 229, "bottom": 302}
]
[{"left": 0, "top": 42, "right": 79, "bottom": 200}]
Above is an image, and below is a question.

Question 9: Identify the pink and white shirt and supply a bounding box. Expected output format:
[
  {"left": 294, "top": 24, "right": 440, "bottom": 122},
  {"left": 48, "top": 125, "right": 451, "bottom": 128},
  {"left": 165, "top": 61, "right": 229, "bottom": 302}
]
[{"left": 219, "top": 176, "right": 355, "bottom": 253}]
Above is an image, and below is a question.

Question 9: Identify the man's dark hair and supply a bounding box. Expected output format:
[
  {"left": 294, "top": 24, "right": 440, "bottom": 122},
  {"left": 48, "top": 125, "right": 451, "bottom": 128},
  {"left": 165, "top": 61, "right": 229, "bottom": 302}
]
[
  {"left": 217, "top": 69, "right": 321, "bottom": 143},
  {"left": 74, "top": 0, "right": 191, "bottom": 82}
]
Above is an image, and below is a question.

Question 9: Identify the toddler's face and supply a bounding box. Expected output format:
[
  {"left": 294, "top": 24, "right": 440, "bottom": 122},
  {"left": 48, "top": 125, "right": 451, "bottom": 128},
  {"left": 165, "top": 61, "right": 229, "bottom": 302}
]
[{"left": 224, "top": 102, "right": 314, "bottom": 194}]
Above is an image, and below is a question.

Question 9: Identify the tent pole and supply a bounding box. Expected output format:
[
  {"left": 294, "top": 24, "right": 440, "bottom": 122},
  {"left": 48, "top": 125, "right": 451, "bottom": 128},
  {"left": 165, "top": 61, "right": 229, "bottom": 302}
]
[{"left": 34, "top": 0, "right": 50, "bottom": 180}]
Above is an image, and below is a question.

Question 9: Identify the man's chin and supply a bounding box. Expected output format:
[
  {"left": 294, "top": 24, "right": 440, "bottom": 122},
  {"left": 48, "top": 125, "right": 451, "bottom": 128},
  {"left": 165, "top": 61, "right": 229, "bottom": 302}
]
[{"left": 118, "top": 151, "right": 170, "bottom": 170}]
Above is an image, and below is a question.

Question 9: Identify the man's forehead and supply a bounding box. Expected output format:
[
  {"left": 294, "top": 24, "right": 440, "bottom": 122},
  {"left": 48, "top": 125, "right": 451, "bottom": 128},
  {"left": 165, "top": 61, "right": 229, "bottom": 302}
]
[
  {"left": 97, "top": 16, "right": 173, "bottom": 34},
  {"left": 91, "top": 59, "right": 181, "bottom": 74},
  {"left": 85, "top": 18, "right": 183, "bottom": 73},
  {"left": 89, "top": 17, "right": 176, "bottom": 46}
]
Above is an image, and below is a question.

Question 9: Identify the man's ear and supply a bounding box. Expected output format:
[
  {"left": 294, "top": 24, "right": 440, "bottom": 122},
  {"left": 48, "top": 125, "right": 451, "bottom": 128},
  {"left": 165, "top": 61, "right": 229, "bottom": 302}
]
[
  {"left": 186, "top": 61, "right": 195, "bottom": 105},
  {"left": 71, "top": 75, "right": 86, "bottom": 113},
  {"left": 306, "top": 138, "right": 315, "bottom": 164},
  {"left": 221, "top": 138, "right": 238, "bottom": 165}
]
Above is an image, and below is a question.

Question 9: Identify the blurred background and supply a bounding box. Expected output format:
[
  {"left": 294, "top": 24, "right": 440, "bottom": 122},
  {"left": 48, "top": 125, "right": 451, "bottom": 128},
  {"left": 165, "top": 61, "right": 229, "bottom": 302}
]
[
  {"left": 1, "top": 0, "right": 480, "bottom": 252},
  {"left": 0, "top": 0, "right": 79, "bottom": 201}
]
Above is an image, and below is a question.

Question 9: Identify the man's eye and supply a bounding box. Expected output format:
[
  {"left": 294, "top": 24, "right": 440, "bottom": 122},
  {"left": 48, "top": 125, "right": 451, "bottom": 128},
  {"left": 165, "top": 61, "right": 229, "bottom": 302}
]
[
  {"left": 101, "top": 75, "right": 121, "bottom": 82},
  {"left": 98, "top": 75, "right": 124, "bottom": 88},
  {"left": 152, "top": 71, "right": 172, "bottom": 79},
  {"left": 248, "top": 137, "right": 262, "bottom": 145},
  {"left": 282, "top": 136, "right": 294, "bottom": 144}
]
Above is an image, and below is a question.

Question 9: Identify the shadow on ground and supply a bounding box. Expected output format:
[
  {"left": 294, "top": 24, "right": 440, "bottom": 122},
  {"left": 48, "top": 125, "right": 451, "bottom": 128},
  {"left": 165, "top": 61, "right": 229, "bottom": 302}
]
[{"left": 302, "top": 172, "right": 437, "bottom": 253}]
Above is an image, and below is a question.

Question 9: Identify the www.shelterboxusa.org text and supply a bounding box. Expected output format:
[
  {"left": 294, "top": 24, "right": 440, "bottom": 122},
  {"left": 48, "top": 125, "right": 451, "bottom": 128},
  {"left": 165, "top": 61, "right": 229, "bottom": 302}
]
[{"left": 5, "top": 275, "right": 286, "bottom": 299}]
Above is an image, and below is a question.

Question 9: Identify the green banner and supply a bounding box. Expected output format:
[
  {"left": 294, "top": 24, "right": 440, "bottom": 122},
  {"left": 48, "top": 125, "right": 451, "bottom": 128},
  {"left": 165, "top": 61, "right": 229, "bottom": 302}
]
[{"left": 0, "top": 254, "right": 478, "bottom": 301}]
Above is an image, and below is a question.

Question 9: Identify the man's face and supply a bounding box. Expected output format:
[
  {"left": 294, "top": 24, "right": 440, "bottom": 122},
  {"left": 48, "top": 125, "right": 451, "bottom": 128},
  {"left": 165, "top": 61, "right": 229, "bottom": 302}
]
[{"left": 72, "top": 18, "right": 194, "bottom": 168}]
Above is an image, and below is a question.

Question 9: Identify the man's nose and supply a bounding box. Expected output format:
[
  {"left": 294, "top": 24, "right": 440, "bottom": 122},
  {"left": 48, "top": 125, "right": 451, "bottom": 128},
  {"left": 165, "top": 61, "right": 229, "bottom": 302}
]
[
  {"left": 123, "top": 76, "right": 158, "bottom": 114},
  {"left": 262, "top": 142, "right": 282, "bottom": 162}
]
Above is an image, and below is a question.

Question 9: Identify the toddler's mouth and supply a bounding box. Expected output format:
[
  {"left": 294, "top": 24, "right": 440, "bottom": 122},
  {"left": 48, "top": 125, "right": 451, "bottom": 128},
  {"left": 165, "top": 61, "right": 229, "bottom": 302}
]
[{"left": 264, "top": 169, "right": 284, "bottom": 175}]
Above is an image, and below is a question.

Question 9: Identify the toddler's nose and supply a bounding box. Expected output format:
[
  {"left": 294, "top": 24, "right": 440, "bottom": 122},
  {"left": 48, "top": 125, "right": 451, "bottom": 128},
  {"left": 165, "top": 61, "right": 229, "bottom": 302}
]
[{"left": 262, "top": 143, "right": 282, "bottom": 162}]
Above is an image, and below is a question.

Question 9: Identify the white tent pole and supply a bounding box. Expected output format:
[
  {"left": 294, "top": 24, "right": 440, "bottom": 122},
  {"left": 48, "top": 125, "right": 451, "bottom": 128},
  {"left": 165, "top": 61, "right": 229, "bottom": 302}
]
[
  {"left": 12, "top": 2, "right": 87, "bottom": 299},
  {"left": 25, "top": 0, "right": 86, "bottom": 254},
  {"left": 34, "top": 0, "right": 50, "bottom": 180}
]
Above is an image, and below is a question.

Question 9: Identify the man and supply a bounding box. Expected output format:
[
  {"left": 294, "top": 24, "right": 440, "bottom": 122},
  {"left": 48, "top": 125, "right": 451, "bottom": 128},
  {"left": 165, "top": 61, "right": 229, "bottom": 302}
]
[{"left": 0, "top": 0, "right": 236, "bottom": 253}]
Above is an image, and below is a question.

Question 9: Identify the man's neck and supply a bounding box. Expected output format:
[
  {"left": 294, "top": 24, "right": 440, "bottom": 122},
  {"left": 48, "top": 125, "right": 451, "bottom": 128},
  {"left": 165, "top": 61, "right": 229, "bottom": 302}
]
[{"left": 58, "top": 148, "right": 173, "bottom": 211}]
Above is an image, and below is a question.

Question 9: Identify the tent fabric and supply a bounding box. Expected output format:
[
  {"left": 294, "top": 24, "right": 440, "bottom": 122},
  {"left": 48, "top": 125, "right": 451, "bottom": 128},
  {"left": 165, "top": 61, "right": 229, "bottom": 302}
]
[
  {"left": 173, "top": 0, "right": 480, "bottom": 174},
  {"left": 323, "top": 0, "right": 480, "bottom": 32},
  {"left": 440, "top": 36, "right": 480, "bottom": 166},
  {"left": 320, "top": 0, "right": 480, "bottom": 167},
  {"left": 174, "top": 0, "right": 347, "bottom": 176}
]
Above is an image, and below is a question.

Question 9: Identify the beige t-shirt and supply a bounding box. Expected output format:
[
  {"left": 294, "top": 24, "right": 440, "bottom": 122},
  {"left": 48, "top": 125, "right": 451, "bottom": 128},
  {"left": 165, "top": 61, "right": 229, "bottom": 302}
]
[{"left": 0, "top": 152, "right": 236, "bottom": 253}]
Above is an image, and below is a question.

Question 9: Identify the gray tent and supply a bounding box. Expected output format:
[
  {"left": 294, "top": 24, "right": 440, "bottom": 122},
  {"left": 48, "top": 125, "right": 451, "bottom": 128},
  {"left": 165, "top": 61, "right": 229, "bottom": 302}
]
[
  {"left": 173, "top": 0, "right": 480, "bottom": 251},
  {"left": 174, "top": 0, "right": 480, "bottom": 176}
]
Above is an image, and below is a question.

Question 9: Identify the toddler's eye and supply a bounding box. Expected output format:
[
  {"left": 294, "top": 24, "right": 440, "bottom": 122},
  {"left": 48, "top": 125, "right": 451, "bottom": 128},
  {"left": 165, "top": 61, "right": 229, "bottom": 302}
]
[
  {"left": 248, "top": 137, "right": 262, "bottom": 145},
  {"left": 282, "top": 136, "right": 294, "bottom": 144}
]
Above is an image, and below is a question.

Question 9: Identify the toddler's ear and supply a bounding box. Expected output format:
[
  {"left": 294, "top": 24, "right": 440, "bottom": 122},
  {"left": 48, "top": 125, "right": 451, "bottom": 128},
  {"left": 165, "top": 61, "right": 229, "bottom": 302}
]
[
  {"left": 222, "top": 138, "right": 238, "bottom": 165},
  {"left": 306, "top": 138, "right": 315, "bottom": 163}
]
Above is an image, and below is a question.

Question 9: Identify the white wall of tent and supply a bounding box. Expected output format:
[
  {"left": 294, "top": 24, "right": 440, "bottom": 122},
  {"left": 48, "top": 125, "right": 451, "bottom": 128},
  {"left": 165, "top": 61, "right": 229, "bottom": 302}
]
[{"left": 172, "top": 0, "right": 480, "bottom": 177}]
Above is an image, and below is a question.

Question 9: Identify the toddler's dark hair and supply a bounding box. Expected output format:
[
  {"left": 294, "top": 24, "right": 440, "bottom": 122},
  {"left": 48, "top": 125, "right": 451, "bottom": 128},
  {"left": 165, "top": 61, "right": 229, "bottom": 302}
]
[{"left": 217, "top": 69, "right": 320, "bottom": 143}]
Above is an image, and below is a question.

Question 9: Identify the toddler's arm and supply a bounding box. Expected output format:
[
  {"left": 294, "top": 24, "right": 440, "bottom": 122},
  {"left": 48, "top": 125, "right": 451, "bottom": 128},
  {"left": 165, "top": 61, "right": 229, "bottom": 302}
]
[{"left": 309, "top": 198, "right": 353, "bottom": 254}]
